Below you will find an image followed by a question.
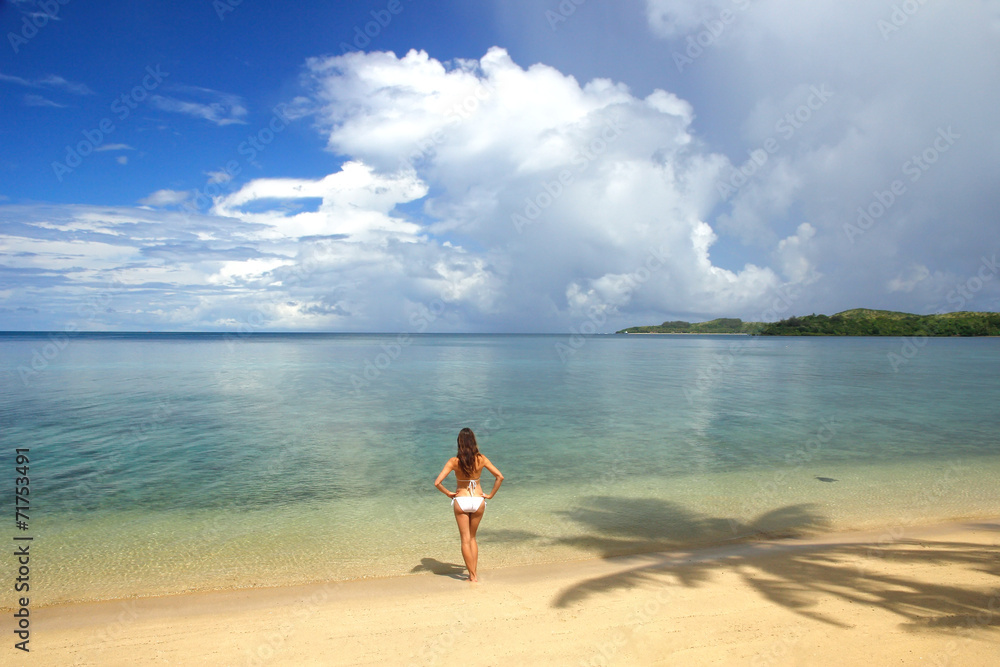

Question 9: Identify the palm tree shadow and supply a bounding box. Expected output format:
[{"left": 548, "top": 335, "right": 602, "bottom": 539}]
[
  {"left": 550, "top": 496, "right": 1000, "bottom": 634},
  {"left": 410, "top": 558, "right": 467, "bottom": 580}
]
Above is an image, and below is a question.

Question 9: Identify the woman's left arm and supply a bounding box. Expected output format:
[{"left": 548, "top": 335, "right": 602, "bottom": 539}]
[
  {"left": 433, "top": 460, "right": 457, "bottom": 498},
  {"left": 481, "top": 455, "right": 504, "bottom": 499}
]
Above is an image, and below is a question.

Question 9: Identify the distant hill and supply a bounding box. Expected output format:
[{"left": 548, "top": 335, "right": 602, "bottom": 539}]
[
  {"left": 616, "top": 318, "right": 764, "bottom": 334},
  {"left": 757, "top": 310, "right": 1000, "bottom": 336},
  {"left": 617, "top": 310, "right": 1000, "bottom": 336}
]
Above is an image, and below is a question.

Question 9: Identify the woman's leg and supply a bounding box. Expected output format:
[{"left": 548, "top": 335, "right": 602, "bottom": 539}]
[
  {"left": 453, "top": 505, "right": 477, "bottom": 581},
  {"left": 468, "top": 504, "right": 485, "bottom": 579},
  {"left": 453, "top": 502, "right": 486, "bottom": 582}
]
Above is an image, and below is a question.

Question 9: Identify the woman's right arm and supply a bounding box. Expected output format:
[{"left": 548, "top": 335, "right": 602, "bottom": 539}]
[
  {"left": 481, "top": 455, "right": 504, "bottom": 499},
  {"left": 434, "top": 459, "right": 457, "bottom": 498}
]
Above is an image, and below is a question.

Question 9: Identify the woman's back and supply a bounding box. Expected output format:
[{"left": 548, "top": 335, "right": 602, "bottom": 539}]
[
  {"left": 433, "top": 428, "right": 505, "bottom": 582},
  {"left": 454, "top": 454, "right": 484, "bottom": 480}
]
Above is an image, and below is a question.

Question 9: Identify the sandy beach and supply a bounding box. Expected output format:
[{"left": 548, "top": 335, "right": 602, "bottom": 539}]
[{"left": 14, "top": 519, "right": 999, "bottom": 666}]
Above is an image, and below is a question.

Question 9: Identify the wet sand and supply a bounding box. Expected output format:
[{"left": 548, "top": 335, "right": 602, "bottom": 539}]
[{"left": 15, "top": 519, "right": 1000, "bottom": 666}]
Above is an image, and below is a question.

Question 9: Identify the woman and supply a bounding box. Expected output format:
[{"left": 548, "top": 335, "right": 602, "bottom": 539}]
[{"left": 433, "top": 427, "right": 504, "bottom": 582}]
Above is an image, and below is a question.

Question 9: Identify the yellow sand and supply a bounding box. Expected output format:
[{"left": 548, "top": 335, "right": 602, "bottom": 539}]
[{"left": 16, "top": 520, "right": 1000, "bottom": 666}]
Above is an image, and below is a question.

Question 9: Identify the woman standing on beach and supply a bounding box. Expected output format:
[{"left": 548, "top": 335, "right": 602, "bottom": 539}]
[{"left": 434, "top": 428, "right": 504, "bottom": 582}]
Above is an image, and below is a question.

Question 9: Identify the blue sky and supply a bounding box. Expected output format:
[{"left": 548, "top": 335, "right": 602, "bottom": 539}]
[{"left": 1, "top": 0, "right": 999, "bottom": 331}]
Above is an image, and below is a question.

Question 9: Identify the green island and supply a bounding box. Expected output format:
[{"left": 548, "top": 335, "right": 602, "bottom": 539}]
[
  {"left": 617, "top": 317, "right": 764, "bottom": 334},
  {"left": 617, "top": 309, "right": 1000, "bottom": 336}
]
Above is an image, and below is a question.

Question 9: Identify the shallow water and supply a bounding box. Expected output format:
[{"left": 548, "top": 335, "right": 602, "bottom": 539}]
[{"left": 2, "top": 333, "right": 998, "bottom": 604}]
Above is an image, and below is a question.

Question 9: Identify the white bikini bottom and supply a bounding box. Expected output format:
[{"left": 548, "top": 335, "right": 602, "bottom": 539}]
[{"left": 452, "top": 495, "right": 485, "bottom": 514}]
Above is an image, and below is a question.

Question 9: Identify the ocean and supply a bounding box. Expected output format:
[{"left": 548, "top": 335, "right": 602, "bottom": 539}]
[{"left": 2, "top": 332, "right": 998, "bottom": 604}]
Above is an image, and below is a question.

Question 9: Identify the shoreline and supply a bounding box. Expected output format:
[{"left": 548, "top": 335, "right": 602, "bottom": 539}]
[
  {"left": 618, "top": 331, "right": 751, "bottom": 335},
  {"left": 22, "top": 518, "right": 1000, "bottom": 665},
  {"left": 22, "top": 515, "right": 998, "bottom": 609},
  {"left": 22, "top": 454, "right": 1000, "bottom": 608}
]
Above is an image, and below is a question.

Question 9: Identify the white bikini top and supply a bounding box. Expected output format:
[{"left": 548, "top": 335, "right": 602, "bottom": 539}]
[{"left": 456, "top": 479, "right": 480, "bottom": 493}]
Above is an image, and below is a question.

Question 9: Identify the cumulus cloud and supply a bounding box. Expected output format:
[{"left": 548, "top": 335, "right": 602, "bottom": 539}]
[
  {"left": 641, "top": 0, "right": 1000, "bottom": 315},
  {"left": 0, "top": 47, "right": 822, "bottom": 331},
  {"left": 775, "top": 222, "right": 820, "bottom": 285},
  {"left": 204, "top": 160, "right": 505, "bottom": 329},
  {"left": 297, "top": 47, "right": 792, "bottom": 327},
  {"left": 6, "top": 8, "right": 999, "bottom": 331}
]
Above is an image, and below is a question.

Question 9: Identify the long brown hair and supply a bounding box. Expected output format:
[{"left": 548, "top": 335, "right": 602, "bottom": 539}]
[{"left": 456, "top": 427, "right": 480, "bottom": 477}]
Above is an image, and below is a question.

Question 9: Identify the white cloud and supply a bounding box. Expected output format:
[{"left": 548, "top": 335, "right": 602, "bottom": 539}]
[
  {"left": 7, "top": 10, "right": 999, "bottom": 331},
  {"left": 138, "top": 189, "right": 192, "bottom": 207},
  {"left": 205, "top": 170, "right": 233, "bottom": 184},
  {"left": 887, "top": 264, "right": 931, "bottom": 294},
  {"left": 641, "top": 0, "right": 1000, "bottom": 315},
  {"left": 0, "top": 72, "right": 93, "bottom": 95},
  {"left": 207, "top": 258, "right": 289, "bottom": 286},
  {"left": 23, "top": 94, "right": 64, "bottom": 107},
  {"left": 203, "top": 161, "right": 505, "bottom": 327},
  {"left": 299, "top": 47, "right": 789, "bottom": 326},
  {"left": 775, "top": 222, "right": 820, "bottom": 285},
  {"left": 212, "top": 161, "right": 427, "bottom": 242},
  {"left": 0, "top": 48, "right": 818, "bottom": 331},
  {"left": 116, "top": 156, "right": 128, "bottom": 165},
  {"left": 95, "top": 143, "right": 134, "bottom": 152},
  {"left": 645, "top": 0, "right": 735, "bottom": 38},
  {"left": 149, "top": 86, "right": 248, "bottom": 126}
]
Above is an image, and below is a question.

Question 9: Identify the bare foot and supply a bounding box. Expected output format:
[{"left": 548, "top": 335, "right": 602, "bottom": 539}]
[{"left": 468, "top": 573, "right": 479, "bottom": 583}]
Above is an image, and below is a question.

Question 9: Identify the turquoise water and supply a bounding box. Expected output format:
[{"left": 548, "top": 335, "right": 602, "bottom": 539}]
[{"left": 1, "top": 333, "right": 999, "bottom": 604}]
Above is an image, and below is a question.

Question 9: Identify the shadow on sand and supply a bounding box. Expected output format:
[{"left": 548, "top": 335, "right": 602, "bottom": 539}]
[
  {"left": 551, "top": 496, "right": 1000, "bottom": 633},
  {"left": 410, "top": 558, "right": 468, "bottom": 580}
]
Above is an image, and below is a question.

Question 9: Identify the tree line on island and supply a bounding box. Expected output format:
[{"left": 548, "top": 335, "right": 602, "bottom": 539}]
[{"left": 616, "top": 309, "right": 1000, "bottom": 336}]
